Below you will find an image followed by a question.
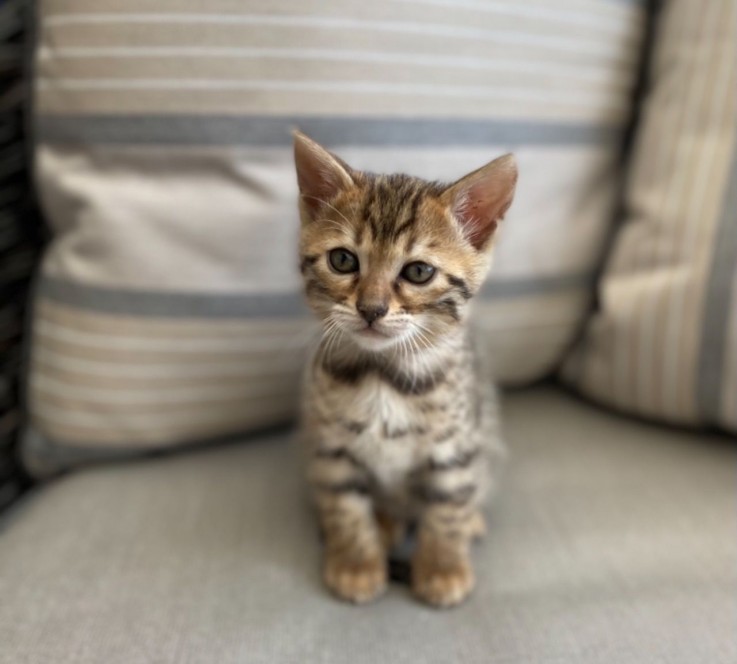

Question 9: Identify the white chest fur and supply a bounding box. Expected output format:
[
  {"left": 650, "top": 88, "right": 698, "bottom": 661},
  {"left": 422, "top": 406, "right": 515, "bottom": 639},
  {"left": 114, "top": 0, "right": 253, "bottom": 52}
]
[{"left": 333, "top": 376, "right": 423, "bottom": 492}]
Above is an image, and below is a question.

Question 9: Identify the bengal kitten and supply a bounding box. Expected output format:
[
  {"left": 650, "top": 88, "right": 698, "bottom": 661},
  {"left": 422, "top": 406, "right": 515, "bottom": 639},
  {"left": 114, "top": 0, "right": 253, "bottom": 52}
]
[{"left": 293, "top": 131, "right": 517, "bottom": 608}]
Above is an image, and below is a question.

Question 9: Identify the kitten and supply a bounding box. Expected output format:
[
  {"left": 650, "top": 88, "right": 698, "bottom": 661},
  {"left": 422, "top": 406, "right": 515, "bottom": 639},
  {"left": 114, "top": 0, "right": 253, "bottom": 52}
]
[{"left": 293, "top": 131, "right": 517, "bottom": 608}]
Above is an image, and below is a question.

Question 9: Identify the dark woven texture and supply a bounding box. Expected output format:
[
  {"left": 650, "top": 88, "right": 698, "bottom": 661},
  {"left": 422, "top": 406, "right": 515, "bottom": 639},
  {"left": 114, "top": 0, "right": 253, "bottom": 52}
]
[{"left": 0, "top": 0, "right": 43, "bottom": 513}]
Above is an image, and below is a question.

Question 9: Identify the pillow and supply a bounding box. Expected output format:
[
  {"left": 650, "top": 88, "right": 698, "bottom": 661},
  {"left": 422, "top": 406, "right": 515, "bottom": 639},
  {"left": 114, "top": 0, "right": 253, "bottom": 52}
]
[
  {"left": 563, "top": 0, "right": 737, "bottom": 432},
  {"left": 24, "top": 1, "right": 647, "bottom": 476}
]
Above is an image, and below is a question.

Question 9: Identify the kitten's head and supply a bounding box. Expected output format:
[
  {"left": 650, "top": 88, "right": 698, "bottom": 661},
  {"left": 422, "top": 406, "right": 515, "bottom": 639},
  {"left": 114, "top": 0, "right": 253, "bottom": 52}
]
[{"left": 294, "top": 131, "right": 517, "bottom": 353}]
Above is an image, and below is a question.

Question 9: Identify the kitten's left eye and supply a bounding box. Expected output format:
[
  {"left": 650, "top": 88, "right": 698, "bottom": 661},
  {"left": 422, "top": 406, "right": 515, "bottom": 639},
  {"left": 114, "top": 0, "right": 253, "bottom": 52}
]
[{"left": 401, "top": 261, "right": 436, "bottom": 285}]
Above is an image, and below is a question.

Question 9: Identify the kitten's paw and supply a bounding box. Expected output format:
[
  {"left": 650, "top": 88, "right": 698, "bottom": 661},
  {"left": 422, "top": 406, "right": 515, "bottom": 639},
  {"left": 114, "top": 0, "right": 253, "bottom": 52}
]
[
  {"left": 412, "top": 560, "right": 475, "bottom": 608},
  {"left": 323, "top": 554, "right": 387, "bottom": 604}
]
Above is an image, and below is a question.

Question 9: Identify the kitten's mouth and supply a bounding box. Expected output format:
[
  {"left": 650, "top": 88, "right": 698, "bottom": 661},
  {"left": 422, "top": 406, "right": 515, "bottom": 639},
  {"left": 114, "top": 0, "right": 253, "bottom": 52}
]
[{"left": 357, "top": 326, "right": 390, "bottom": 339}]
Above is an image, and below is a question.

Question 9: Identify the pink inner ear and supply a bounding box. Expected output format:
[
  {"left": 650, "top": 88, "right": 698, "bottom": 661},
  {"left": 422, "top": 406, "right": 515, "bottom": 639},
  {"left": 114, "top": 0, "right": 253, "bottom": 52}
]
[
  {"left": 450, "top": 155, "right": 517, "bottom": 250},
  {"left": 294, "top": 134, "right": 352, "bottom": 217},
  {"left": 297, "top": 165, "right": 343, "bottom": 214},
  {"left": 454, "top": 186, "right": 502, "bottom": 249}
]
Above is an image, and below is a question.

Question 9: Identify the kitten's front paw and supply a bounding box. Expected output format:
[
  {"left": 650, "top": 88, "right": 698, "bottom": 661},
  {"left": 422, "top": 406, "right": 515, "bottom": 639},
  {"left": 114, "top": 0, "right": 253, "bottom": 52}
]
[
  {"left": 412, "top": 558, "right": 475, "bottom": 608},
  {"left": 323, "top": 553, "right": 387, "bottom": 604}
]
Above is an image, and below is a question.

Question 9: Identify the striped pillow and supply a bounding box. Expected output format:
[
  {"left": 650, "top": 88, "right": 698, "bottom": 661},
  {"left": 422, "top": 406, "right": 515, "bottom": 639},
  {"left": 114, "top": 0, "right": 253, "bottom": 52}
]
[
  {"left": 563, "top": 0, "right": 737, "bottom": 432},
  {"left": 25, "top": 1, "right": 647, "bottom": 475}
]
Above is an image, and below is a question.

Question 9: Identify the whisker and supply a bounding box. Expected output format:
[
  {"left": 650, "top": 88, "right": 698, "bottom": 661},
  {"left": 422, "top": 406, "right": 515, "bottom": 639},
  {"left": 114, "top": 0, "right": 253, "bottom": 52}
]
[
  {"left": 303, "top": 196, "right": 354, "bottom": 231},
  {"left": 313, "top": 218, "right": 354, "bottom": 238},
  {"left": 321, "top": 316, "right": 346, "bottom": 366},
  {"left": 318, "top": 316, "right": 338, "bottom": 349},
  {"left": 316, "top": 199, "right": 354, "bottom": 227},
  {"left": 413, "top": 327, "right": 434, "bottom": 353}
]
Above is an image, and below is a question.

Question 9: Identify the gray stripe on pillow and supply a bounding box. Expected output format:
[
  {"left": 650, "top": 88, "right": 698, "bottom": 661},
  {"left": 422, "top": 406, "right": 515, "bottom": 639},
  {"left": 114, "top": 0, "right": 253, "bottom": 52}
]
[
  {"left": 37, "top": 277, "right": 310, "bottom": 318},
  {"left": 698, "top": 144, "right": 737, "bottom": 423},
  {"left": 38, "top": 272, "right": 594, "bottom": 318},
  {"left": 35, "top": 114, "right": 624, "bottom": 147},
  {"left": 481, "top": 271, "right": 594, "bottom": 299}
]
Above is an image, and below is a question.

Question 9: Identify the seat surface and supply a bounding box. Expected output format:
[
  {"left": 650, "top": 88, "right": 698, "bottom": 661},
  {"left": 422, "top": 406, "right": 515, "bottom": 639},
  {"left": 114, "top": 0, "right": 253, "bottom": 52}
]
[{"left": 1, "top": 387, "right": 735, "bottom": 663}]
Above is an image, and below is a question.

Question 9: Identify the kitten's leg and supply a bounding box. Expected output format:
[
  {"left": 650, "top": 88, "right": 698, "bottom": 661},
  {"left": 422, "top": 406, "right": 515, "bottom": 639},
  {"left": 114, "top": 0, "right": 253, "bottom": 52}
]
[
  {"left": 316, "top": 492, "right": 387, "bottom": 603},
  {"left": 412, "top": 492, "right": 481, "bottom": 608},
  {"left": 310, "top": 453, "right": 387, "bottom": 603}
]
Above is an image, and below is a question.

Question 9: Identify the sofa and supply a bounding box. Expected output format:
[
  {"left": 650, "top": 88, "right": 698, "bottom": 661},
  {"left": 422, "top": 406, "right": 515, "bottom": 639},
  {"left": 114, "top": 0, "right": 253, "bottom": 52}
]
[
  {"left": 1, "top": 386, "right": 734, "bottom": 663},
  {"left": 1, "top": 1, "right": 735, "bottom": 662}
]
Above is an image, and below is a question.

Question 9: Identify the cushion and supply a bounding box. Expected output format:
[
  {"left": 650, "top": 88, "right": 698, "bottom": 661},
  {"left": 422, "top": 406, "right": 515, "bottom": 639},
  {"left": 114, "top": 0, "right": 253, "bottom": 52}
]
[
  {"left": 25, "top": 1, "right": 648, "bottom": 475},
  {"left": 1, "top": 387, "right": 734, "bottom": 663},
  {"left": 563, "top": 0, "right": 737, "bottom": 432}
]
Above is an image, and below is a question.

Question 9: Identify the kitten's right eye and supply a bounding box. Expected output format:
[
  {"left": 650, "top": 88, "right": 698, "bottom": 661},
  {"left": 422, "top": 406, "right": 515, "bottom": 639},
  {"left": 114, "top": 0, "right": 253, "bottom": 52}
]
[{"left": 328, "top": 248, "right": 359, "bottom": 274}]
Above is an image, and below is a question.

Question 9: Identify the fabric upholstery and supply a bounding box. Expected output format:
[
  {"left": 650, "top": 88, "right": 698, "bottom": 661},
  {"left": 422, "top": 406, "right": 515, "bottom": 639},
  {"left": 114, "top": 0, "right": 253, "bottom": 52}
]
[
  {"left": 25, "top": 1, "right": 647, "bottom": 474},
  {"left": 1, "top": 387, "right": 734, "bottom": 663},
  {"left": 563, "top": 0, "right": 737, "bottom": 432}
]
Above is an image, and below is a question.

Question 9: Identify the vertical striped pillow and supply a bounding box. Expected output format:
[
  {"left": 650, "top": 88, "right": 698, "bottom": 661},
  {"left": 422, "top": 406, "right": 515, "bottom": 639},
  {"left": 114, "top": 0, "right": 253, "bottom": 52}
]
[
  {"left": 563, "top": 0, "right": 737, "bottom": 432},
  {"left": 25, "top": 1, "right": 647, "bottom": 475}
]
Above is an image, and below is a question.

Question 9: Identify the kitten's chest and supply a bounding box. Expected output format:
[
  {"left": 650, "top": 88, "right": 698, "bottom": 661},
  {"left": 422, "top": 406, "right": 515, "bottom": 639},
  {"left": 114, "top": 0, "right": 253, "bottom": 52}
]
[{"left": 337, "top": 377, "right": 424, "bottom": 488}]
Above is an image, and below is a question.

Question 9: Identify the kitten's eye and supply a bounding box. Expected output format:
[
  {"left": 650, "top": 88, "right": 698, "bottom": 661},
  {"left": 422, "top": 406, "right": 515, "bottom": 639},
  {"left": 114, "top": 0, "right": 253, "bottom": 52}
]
[
  {"left": 328, "top": 248, "right": 359, "bottom": 274},
  {"left": 401, "top": 261, "right": 436, "bottom": 285}
]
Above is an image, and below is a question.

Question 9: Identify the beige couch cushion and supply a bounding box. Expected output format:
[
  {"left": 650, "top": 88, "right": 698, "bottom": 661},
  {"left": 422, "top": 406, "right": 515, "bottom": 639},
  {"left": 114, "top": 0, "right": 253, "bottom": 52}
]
[
  {"left": 2, "top": 388, "right": 734, "bottom": 663},
  {"left": 563, "top": 0, "right": 737, "bottom": 432},
  {"left": 25, "top": 1, "right": 647, "bottom": 474}
]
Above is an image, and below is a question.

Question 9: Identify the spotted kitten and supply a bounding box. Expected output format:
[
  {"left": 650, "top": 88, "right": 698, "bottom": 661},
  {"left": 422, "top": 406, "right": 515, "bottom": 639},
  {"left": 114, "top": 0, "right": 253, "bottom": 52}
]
[{"left": 293, "top": 131, "right": 517, "bottom": 608}]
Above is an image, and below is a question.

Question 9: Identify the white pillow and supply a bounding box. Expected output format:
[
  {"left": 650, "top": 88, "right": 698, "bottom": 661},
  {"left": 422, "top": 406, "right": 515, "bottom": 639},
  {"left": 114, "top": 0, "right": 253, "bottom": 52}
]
[{"left": 25, "top": 0, "right": 647, "bottom": 474}]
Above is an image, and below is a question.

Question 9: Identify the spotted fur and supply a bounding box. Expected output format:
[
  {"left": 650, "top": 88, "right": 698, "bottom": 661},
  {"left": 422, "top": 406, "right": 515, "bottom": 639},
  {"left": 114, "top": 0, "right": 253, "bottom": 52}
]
[{"left": 293, "top": 131, "right": 517, "bottom": 607}]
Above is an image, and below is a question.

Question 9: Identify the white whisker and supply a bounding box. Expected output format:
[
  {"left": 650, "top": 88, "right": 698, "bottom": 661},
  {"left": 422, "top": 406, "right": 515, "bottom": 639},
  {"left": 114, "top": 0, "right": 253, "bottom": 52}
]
[
  {"left": 316, "top": 199, "right": 353, "bottom": 227},
  {"left": 313, "top": 218, "right": 354, "bottom": 238}
]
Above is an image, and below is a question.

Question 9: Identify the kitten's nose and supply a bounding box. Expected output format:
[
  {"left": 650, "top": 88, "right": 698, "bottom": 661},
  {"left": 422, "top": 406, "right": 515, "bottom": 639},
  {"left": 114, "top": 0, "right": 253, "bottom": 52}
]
[{"left": 357, "top": 303, "right": 388, "bottom": 325}]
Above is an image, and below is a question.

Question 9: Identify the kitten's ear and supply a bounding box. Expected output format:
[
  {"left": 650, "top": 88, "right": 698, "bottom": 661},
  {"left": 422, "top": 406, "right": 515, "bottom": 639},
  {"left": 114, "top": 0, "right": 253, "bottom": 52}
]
[
  {"left": 293, "top": 130, "right": 354, "bottom": 219},
  {"left": 442, "top": 154, "right": 517, "bottom": 251}
]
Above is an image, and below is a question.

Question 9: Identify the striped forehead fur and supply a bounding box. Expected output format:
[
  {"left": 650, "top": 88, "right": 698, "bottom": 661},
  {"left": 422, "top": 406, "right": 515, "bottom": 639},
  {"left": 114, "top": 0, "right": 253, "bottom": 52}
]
[{"left": 355, "top": 172, "right": 447, "bottom": 245}]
